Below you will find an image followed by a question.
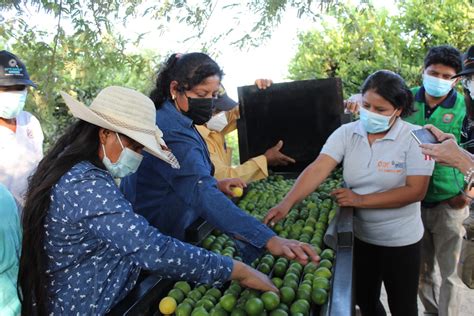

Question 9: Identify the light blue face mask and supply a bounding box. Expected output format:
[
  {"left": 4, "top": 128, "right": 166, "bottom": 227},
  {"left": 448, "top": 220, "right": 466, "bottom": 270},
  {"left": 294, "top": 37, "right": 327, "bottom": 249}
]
[
  {"left": 102, "top": 133, "right": 143, "bottom": 178},
  {"left": 359, "top": 107, "right": 398, "bottom": 134},
  {"left": 0, "top": 90, "right": 27, "bottom": 119},
  {"left": 423, "top": 74, "right": 454, "bottom": 97}
]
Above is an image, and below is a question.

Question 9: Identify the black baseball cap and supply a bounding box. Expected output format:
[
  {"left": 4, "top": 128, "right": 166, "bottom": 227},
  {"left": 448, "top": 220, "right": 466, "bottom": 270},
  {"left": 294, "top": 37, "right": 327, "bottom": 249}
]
[
  {"left": 0, "top": 50, "right": 37, "bottom": 88},
  {"left": 214, "top": 84, "right": 238, "bottom": 111},
  {"left": 452, "top": 46, "right": 474, "bottom": 79}
]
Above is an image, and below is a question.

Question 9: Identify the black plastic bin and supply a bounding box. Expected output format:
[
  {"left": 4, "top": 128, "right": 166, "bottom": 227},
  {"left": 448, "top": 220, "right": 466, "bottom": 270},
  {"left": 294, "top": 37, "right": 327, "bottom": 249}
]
[{"left": 237, "top": 78, "right": 344, "bottom": 173}]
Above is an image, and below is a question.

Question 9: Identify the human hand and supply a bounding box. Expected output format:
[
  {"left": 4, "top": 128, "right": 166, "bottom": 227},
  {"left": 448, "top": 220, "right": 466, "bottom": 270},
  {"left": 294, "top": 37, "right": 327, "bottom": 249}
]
[
  {"left": 266, "top": 236, "right": 320, "bottom": 265},
  {"left": 331, "top": 188, "right": 364, "bottom": 207},
  {"left": 255, "top": 79, "right": 273, "bottom": 90},
  {"left": 420, "top": 139, "right": 462, "bottom": 166},
  {"left": 217, "top": 178, "right": 247, "bottom": 196},
  {"left": 264, "top": 140, "right": 296, "bottom": 166},
  {"left": 343, "top": 94, "right": 362, "bottom": 114},
  {"left": 423, "top": 124, "right": 456, "bottom": 142},
  {"left": 263, "top": 202, "right": 291, "bottom": 226},
  {"left": 447, "top": 193, "right": 470, "bottom": 210},
  {"left": 231, "top": 260, "right": 279, "bottom": 293}
]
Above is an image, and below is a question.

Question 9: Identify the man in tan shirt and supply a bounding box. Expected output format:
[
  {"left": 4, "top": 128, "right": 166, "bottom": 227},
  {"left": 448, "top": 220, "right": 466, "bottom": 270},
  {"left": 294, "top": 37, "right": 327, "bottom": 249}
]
[{"left": 196, "top": 80, "right": 295, "bottom": 182}]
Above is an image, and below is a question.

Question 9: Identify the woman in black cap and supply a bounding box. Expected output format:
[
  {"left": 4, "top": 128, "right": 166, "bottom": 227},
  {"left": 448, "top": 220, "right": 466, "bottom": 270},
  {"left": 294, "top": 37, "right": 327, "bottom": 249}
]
[{"left": 0, "top": 50, "right": 43, "bottom": 208}]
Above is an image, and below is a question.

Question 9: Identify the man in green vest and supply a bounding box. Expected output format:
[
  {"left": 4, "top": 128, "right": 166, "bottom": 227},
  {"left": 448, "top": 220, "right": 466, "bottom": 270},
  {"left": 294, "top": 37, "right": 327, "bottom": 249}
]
[{"left": 404, "top": 45, "right": 469, "bottom": 316}]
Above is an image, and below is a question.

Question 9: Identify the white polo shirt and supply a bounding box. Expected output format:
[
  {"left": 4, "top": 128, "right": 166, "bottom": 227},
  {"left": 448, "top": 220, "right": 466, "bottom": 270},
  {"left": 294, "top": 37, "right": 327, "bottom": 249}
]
[
  {"left": 321, "top": 118, "right": 435, "bottom": 247},
  {"left": 0, "top": 111, "right": 43, "bottom": 208}
]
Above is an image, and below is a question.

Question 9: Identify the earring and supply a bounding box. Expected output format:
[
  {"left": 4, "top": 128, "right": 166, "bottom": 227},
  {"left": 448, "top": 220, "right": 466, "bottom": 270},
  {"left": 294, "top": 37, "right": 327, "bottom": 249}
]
[{"left": 172, "top": 95, "right": 176, "bottom": 100}]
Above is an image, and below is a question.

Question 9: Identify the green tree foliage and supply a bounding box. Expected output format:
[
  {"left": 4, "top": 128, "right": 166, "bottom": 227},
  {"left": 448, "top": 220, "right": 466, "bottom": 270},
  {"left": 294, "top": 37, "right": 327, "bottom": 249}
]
[
  {"left": 288, "top": 0, "right": 474, "bottom": 97},
  {"left": 0, "top": 2, "right": 160, "bottom": 148}
]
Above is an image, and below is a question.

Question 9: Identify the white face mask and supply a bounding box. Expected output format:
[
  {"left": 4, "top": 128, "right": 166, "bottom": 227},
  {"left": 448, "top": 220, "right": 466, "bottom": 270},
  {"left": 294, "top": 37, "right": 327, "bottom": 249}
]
[
  {"left": 463, "top": 77, "right": 474, "bottom": 100},
  {"left": 206, "top": 111, "right": 228, "bottom": 132},
  {"left": 0, "top": 89, "right": 27, "bottom": 119}
]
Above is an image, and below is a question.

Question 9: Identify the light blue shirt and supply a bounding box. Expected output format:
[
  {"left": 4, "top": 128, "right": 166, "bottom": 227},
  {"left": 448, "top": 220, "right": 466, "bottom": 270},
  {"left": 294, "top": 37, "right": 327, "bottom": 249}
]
[
  {"left": 321, "top": 119, "right": 435, "bottom": 246},
  {"left": 0, "top": 183, "right": 21, "bottom": 316}
]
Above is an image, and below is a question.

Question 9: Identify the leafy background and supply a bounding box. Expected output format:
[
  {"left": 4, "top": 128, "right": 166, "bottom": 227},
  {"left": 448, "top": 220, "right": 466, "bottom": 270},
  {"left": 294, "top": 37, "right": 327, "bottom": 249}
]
[{"left": 0, "top": 0, "right": 472, "bottom": 161}]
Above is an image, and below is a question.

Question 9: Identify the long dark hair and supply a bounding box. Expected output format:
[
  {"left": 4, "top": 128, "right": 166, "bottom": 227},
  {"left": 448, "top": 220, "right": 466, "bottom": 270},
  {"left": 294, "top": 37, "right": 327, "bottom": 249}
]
[
  {"left": 19, "top": 120, "right": 103, "bottom": 316},
  {"left": 361, "top": 70, "right": 415, "bottom": 118},
  {"left": 150, "top": 52, "right": 223, "bottom": 108}
]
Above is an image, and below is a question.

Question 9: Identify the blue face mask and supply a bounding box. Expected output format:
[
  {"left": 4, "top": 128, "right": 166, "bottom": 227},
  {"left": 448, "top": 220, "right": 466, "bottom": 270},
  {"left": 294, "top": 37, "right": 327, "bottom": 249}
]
[
  {"left": 423, "top": 74, "right": 454, "bottom": 97},
  {"left": 0, "top": 90, "right": 27, "bottom": 119},
  {"left": 359, "top": 107, "right": 398, "bottom": 134},
  {"left": 102, "top": 133, "right": 143, "bottom": 178}
]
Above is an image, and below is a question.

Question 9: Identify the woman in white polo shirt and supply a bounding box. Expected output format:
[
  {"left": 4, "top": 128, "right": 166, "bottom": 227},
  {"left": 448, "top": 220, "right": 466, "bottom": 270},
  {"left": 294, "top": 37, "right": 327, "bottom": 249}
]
[{"left": 265, "top": 70, "right": 435, "bottom": 316}]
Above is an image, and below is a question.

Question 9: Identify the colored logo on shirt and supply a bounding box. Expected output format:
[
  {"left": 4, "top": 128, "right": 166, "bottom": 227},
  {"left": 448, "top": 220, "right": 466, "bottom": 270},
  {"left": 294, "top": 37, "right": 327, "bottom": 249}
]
[
  {"left": 27, "top": 128, "right": 34, "bottom": 139},
  {"left": 377, "top": 160, "right": 405, "bottom": 173},
  {"left": 442, "top": 113, "right": 454, "bottom": 123}
]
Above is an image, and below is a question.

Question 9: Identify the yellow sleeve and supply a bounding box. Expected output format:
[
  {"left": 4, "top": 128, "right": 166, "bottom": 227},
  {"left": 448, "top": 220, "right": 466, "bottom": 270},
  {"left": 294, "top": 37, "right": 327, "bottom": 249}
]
[
  {"left": 211, "top": 153, "right": 269, "bottom": 183},
  {"left": 222, "top": 107, "right": 240, "bottom": 135}
]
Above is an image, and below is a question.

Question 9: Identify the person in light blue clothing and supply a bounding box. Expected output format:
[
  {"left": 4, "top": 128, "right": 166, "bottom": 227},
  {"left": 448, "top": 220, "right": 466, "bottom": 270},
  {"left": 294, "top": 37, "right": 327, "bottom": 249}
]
[
  {"left": 0, "top": 183, "right": 21, "bottom": 316},
  {"left": 121, "top": 52, "right": 318, "bottom": 264},
  {"left": 18, "top": 86, "right": 277, "bottom": 316}
]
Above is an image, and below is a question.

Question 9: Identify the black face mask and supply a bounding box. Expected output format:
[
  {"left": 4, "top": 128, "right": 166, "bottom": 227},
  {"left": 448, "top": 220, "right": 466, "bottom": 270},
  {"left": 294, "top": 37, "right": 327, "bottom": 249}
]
[{"left": 182, "top": 95, "right": 215, "bottom": 125}]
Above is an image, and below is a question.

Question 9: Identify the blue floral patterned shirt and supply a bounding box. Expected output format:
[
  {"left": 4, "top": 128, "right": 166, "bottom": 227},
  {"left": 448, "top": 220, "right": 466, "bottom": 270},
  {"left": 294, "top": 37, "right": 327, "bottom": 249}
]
[{"left": 44, "top": 161, "right": 233, "bottom": 315}]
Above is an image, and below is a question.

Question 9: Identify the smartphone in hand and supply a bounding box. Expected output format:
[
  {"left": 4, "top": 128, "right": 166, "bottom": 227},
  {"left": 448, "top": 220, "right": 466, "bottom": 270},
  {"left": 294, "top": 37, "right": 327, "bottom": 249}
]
[{"left": 410, "top": 128, "right": 440, "bottom": 145}]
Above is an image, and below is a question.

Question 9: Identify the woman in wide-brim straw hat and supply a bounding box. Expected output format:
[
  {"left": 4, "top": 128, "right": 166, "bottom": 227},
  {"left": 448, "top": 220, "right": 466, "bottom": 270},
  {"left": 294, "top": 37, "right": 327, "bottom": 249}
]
[{"left": 18, "top": 86, "right": 277, "bottom": 316}]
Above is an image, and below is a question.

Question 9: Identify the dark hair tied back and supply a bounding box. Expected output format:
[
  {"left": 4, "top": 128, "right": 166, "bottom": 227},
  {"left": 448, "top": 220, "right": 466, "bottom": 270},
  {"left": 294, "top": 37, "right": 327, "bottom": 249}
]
[
  {"left": 150, "top": 52, "right": 223, "bottom": 109},
  {"left": 361, "top": 70, "right": 415, "bottom": 118}
]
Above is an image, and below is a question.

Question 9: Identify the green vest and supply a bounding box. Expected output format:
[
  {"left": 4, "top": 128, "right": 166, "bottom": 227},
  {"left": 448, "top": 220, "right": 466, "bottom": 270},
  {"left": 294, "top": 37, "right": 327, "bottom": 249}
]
[{"left": 404, "top": 87, "right": 466, "bottom": 203}]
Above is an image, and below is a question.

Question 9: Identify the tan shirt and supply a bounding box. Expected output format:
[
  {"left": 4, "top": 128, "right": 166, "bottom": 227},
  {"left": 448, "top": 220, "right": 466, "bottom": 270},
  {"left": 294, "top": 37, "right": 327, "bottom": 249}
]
[{"left": 196, "top": 108, "right": 268, "bottom": 182}]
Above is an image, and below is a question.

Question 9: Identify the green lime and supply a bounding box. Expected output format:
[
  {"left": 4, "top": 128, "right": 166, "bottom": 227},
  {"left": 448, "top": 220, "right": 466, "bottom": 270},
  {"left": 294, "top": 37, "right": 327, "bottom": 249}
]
[
  {"left": 273, "top": 262, "right": 287, "bottom": 277},
  {"left": 168, "top": 288, "right": 185, "bottom": 303},
  {"left": 261, "top": 291, "right": 280, "bottom": 311},
  {"left": 280, "top": 286, "right": 296, "bottom": 305},
  {"left": 176, "top": 302, "right": 193, "bottom": 316},
  {"left": 219, "top": 294, "right": 237, "bottom": 312},
  {"left": 312, "top": 288, "right": 328, "bottom": 305},
  {"left": 314, "top": 267, "right": 332, "bottom": 279},
  {"left": 183, "top": 298, "right": 196, "bottom": 307},
  {"left": 277, "top": 303, "right": 289, "bottom": 312},
  {"left": 290, "top": 299, "right": 310, "bottom": 314},
  {"left": 197, "top": 285, "right": 208, "bottom": 294},
  {"left": 258, "top": 262, "right": 271, "bottom": 274},
  {"left": 188, "top": 290, "right": 203, "bottom": 302},
  {"left": 270, "top": 309, "right": 289, "bottom": 316},
  {"left": 230, "top": 307, "right": 247, "bottom": 316},
  {"left": 283, "top": 272, "right": 299, "bottom": 284},
  {"left": 202, "top": 236, "right": 216, "bottom": 249},
  {"left": 283, "top": 279, "right": 298, "bottom": 291},
  {"left": 313, "top": 276, "right": 330, "bottom": 290},
  {"left": 174, "top": 281, "right": 192, "bottom": 295},
  {"left": 320, "top": 249, "right": 335, "bottom": 260},
  {"left": 195, "top": 299, "right": 214, "bottom": 311},
  {"left": 296, "top": 288, "right": 311, "bottom": 301},
  {"left": 210, "top": 307, "right": 228, "bottom": 316},
  {"left": 245, "top": 297, "right": 264, "bottom": 316},
  {"left": 271, "top": 277, "right": 284, "bottom": 288},
  {"left": 319, "top": 259, "right": 333, "bottom": 269},
  {"left": 303, "top": 262, "right": 318, "bottom": 274},
  {"left": 206, "top": 288, "right": 222, "bottom": 300},
  {"left": 191, "top": 306, "right": 210, "bottom": 316},
  {"left": 202, "top": 295, "right": 217, "bottom": 304}
]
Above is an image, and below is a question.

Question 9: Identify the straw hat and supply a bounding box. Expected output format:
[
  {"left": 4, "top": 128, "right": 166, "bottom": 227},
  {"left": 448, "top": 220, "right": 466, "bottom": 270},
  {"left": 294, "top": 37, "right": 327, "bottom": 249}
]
[{"left": 60, "top": 86, "right": 180, "bottom": 169}]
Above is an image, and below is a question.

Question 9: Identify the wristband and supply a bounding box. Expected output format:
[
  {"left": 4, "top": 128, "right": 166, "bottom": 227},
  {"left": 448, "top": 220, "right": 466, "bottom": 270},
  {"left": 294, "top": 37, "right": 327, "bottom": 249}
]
[{"left": 464, "top": 167, "right": 474, "bottom": 184}]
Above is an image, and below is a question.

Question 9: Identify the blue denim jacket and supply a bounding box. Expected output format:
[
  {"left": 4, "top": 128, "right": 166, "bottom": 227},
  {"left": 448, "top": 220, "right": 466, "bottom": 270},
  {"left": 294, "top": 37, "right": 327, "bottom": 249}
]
[
  {"left": 45, "top": 161, "right": 232, "bottom": 315},
  {"left": 121, "top": 100, "right": 275, "bottom": 262}
]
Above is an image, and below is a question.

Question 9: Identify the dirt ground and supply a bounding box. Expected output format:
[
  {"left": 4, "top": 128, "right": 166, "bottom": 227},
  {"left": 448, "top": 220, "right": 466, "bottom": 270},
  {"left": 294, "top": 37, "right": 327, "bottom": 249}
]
[{"left": 379, "top": 211, "right": 474, "bottom": 316}]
